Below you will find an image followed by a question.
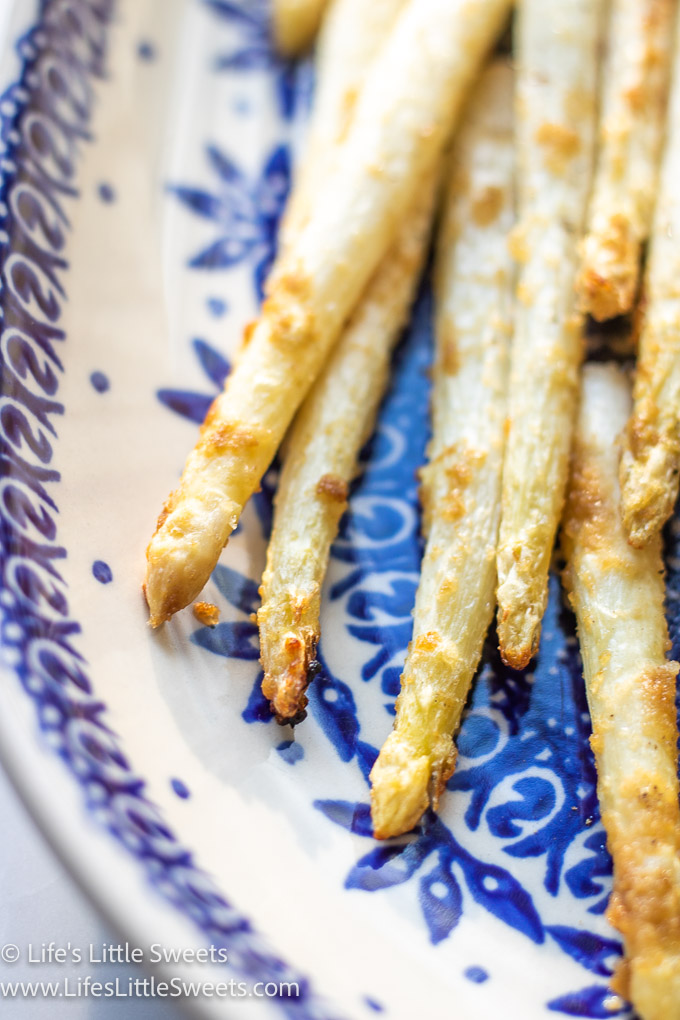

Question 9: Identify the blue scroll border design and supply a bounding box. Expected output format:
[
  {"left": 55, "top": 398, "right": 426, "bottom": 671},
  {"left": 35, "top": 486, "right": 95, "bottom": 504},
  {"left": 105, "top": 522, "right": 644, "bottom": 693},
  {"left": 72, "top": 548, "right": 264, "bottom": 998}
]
[{"left": 0, "top": 3, "right": 336, "bottom": 1017}]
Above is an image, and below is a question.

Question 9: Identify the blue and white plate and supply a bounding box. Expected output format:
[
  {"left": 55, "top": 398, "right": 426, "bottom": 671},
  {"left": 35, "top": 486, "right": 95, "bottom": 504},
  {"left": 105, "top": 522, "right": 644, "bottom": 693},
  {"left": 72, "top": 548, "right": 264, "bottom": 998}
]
[{"left": 0, "top": 2, "right": 673, "bottom": 1017}]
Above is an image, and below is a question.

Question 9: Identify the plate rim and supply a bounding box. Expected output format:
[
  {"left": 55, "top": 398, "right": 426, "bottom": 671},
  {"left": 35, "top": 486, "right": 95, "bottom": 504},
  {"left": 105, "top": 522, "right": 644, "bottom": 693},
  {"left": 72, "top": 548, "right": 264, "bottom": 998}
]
[{"left": 0, "top": 4, "right": 336, "bottom": 1018}]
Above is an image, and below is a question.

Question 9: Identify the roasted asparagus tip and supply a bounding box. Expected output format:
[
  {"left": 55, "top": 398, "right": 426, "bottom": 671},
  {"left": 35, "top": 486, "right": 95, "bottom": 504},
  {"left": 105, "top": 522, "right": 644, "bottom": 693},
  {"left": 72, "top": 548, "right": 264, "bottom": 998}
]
[
  {"left": 496, "top": 585, "right": 541, "bottom": 671},
  {"left": 370, "top": 728, "right": 457, "bottom": 839},
  {"left": 145, "top": 526, "right": 224, "bottom": 628},
  {"left": 370, "top": 735, "right": 432, "bottom": 840},
  {"left": 578, "top": 216, "right": 638, "bottom": 322},
  {"left": 260, "top": 626, "right": 318, "bottom": 725}
]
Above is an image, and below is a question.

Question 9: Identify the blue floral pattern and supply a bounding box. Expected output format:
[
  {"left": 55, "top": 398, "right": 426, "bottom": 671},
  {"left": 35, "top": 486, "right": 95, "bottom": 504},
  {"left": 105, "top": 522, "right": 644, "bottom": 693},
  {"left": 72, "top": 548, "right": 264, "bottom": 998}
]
[
  {"left": 204, "top": 0, "right": 312, "bottom": 120},
  {"left": 169, "top": 144, "right": 291, "bottom": 301},
  {"left": 157, "top": 337, "right": 230, "bottom": 423}
]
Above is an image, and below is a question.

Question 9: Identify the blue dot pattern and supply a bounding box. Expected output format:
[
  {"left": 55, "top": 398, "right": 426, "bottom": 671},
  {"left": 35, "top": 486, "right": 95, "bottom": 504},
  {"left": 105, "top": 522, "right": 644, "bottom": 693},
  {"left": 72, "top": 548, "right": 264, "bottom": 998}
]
[
  {"left": 137, "top": 40, "right": 156, "bottom": 61},
  {"left": 207, "top": 296, "right": 228, "bottom": 317},
  {"left": 92, "top": 561, "right": 113, "bottom": 584},
  {"left": 464, "top": 967, "right": 489, "bottom": 985},
  {"left": 90, "top": 370, "right": 110, "bottom": 393},
  {"left": 171, "top": 778, "right": 190, "bottom": 800},
  {"left": 98, "top": 182, "right": 115, "bottom": 203}
]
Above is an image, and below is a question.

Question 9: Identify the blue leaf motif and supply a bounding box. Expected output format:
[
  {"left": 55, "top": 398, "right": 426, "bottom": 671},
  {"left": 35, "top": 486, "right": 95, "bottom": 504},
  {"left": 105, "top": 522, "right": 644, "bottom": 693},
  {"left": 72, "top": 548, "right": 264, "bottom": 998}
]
[
  {"left": 211, "top": 564, "right": 260, "bottom": 616},
  {"left": 191, "top": 620, "right": 259, "bottom": 660},
  {"left": 458, "top": 853, "right": 544, "bottom": 944},
  {"left": 276, "top": 62, "right": 300, "bottom": 120},
  {"left": 192, "top": 338, "right": 230, "bottom": 388},
  {"left": 170, "top": 143, "right": 289, "bottom": 297},
  {"left": 254, "top": 251, "right": 275, "bottom": 303},
  {"left": 256, "top": 144, "right": 291, "bottom": 219},
  {"left": 206, "top": 145, "right": 246, "bottom": 187},
  {"left": 214, "top": 47, "right": 273, "bottom": 71},
  {"left": 547, "top": 985, "right": 626, "bottom": 1017},
  {"left": 355, "top": 741, "right": 379, "bottom": 782},
  {"left": 380, "top": 667, "right": 401, "bottom": 697},
  {"left": 314, "top": 800, "right": 374, "bottom": 838},
  {"left": 203, "top": 0, "right": 305, "bottom": 122},
  {"left": 308, "top": 661, "right": 359, "bottom": 762},
  {"left": 203, "top": 0, "right": 264, "bottom": 27},
  {"left": 155, "top": 389, "right": 212, "bottom": 425},
  {"left": 190, "top": 236, "right": 258, "bottom": 270},
  {"left": 168, "top": 186, "right": 223, "bottom": 220},
  {"left": 346, "top": 838, "right": 431, "bottom": 893},
  {"left": 419, "top": 861, "right": 463, "bottom": 944},
  {"left": 546, "top": 927, "right": 621, "bottom": 978},
  {"left": 242, "top": 672, "right": 272, "bottom": 724},
  {"left": 156, "top": 335, "right": 229, "bottom": 427},
  {"left": 188, "top": 564, "right": 261, "bottom": 662}
]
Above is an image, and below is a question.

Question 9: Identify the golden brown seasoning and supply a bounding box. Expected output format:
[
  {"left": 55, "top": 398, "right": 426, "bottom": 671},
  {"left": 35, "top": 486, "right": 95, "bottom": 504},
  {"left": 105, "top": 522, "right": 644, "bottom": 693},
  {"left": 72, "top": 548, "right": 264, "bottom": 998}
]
[
  {"left": 471, "top": 185, "right": 504, "bottom": 227},
  {"left": 438, "top": 316, "right": 459, "bottom": 375},
  {"left": 154, "top": 494, "right": 176, "bottom": 534},
  {"left": 507, "top": 223, "right": 529, "bottom": 264},
  {"left": 198, "top": 420, "right": 263, "bottom": 456},
  {"left": 561, "top": 440, "right": 613, "bottom": 555},
  {"left": 565, "top": 86, "right": 595, "bottom": 122},
  {"left": 578, "top": 214, "right": 638, "bottom": 321},
  {"left": 193, "top": 601, "right": 220, "bottom": 627},
  {"left": 535, "top": 121, "right": 581, "bottom": 174},
  {"left": 261, "top": 626, "right": 318, "bottom": 723},
  {"left": 315, "top": 473, "right": 349, "bottom": 503},
  {"left": 242, "top": 320, "right": 257, "bottom": 348}
]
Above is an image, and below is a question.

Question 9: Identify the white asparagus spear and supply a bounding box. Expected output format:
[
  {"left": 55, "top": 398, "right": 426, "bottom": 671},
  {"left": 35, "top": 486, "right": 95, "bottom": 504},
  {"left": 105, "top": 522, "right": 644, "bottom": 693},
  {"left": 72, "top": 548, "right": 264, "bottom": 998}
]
[
  {"left": 278, "top": 0, "right": 407, "bottom": 250},
  {"left": 370, "top": 60, "right": 515, "bottom": 839},
  {"left": 258, "top": 0, "right": 419, "bottom": 723},
  {"left": 561, "top": 362, "right": 680, "bottom": 1020},
  {"left": 259, "top": 173, "right": 437, "bottom": 723},
  {"left": 272, "top": 0, "right": 330, "bottom": 56},
  {"left": 145, "top": 0, "right": 512, "bottom": 627},
  {"left": 578, "top": 0, "right": 675, "bottom": 322},
  {"left": 619, "top": 9, "right": 680, "bottom": 547},
  {"left": 496, "top": 0, "right": 602, "bottom": 670}
]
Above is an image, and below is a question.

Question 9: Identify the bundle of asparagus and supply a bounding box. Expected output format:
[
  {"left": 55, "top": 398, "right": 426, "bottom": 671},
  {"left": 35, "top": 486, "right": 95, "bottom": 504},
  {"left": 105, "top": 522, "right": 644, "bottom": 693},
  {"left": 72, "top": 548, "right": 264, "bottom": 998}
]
[{"left": 143, "top": 2, "right": 680, "bottom": 1015}]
